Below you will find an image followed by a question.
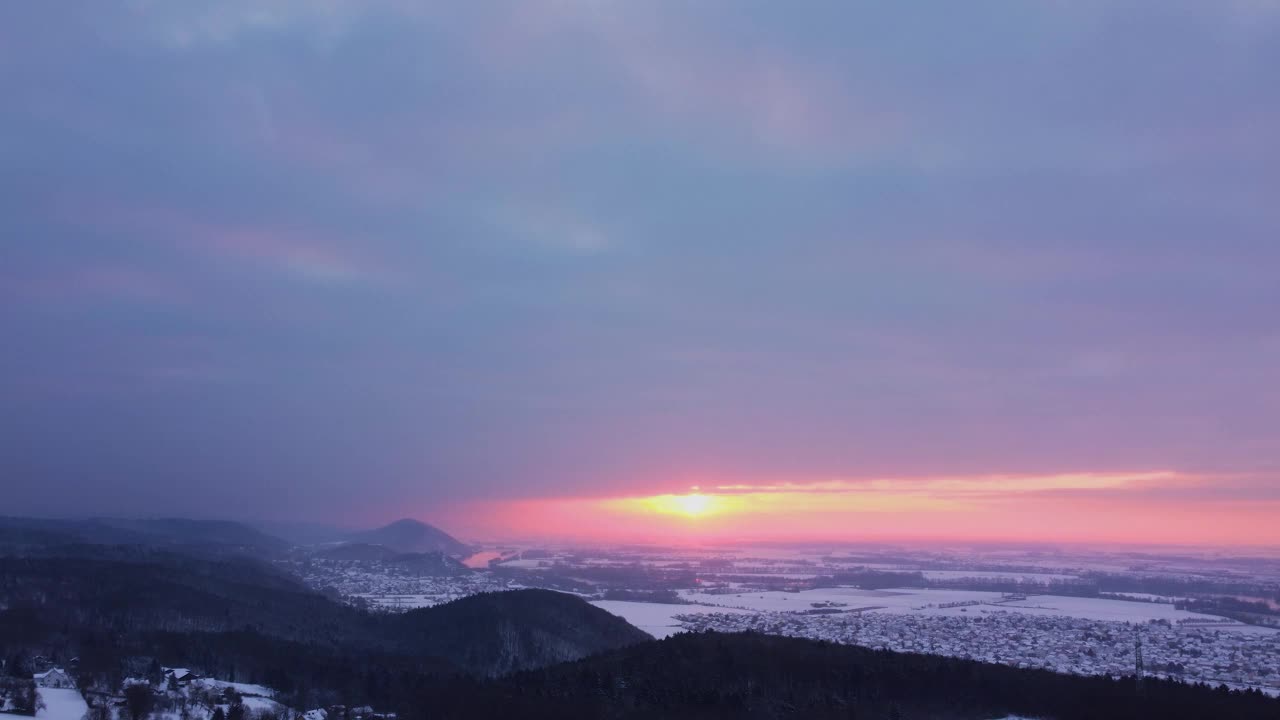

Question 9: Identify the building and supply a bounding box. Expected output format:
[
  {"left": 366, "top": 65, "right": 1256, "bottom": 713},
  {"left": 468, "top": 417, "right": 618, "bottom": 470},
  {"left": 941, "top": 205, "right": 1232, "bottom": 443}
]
[
  {"left": 164, "top": 668, "right": 198, "bottom": 685},
  {"left": 33, "top": 668, "right": 75, "bottom": 689}
]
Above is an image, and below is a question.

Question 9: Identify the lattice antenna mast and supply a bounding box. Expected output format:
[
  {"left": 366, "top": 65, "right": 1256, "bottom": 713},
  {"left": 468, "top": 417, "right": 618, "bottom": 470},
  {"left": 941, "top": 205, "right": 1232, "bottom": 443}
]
[{"left": 1134, "top": 634, "right": 1146, "bottom": 696}]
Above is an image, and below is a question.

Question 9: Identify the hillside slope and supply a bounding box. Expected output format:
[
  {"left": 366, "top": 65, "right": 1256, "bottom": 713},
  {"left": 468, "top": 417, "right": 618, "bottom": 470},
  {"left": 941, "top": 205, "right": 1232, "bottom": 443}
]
[
  {"left": 0, "top": 548, "right": 642, "bottom": 678},
  {"left": 393, "top": 589, "right": 651, "bottom": 676},
  {"left": 0, "top": 517, "right": 289, "bottom": 555},
  {"left": 415, "top": 631, "right": 1280, "bottom": 720}
]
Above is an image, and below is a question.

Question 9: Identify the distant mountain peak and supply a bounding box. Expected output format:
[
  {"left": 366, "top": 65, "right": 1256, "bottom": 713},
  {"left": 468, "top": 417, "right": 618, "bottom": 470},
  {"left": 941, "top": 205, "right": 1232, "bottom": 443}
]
[
  {"left": 385, "top": 518, "right": 429, "bottom": 529},
  {"left": 347, "top": 518, "right": 470, "bottom": 557}
]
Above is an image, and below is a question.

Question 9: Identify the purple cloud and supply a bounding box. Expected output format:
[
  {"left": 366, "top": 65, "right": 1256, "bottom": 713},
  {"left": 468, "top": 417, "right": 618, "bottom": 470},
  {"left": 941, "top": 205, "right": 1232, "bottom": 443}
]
[{"left": 0, "top": 1, "right": 1276, "bottom": 537}]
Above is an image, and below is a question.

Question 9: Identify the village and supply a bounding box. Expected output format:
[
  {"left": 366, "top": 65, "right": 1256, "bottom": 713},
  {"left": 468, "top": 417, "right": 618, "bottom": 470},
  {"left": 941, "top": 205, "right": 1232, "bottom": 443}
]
[
  {"left": 0, "top": 660, "right": 391, "bottom": 720},
  {"left": 675, "top": 606, "right": 1280, "bottom": 694},
  {"left": 289, "top": 557, "right": 513, "bottom": 611}
]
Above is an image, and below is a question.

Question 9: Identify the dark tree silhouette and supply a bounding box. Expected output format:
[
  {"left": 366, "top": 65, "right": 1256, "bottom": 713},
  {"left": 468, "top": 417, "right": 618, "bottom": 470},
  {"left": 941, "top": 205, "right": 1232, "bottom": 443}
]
[
  {"left": 87, "top": 701, "right": 113, "bottom": 720},
  {"left": 124, "top": 684, "right": 155, "bottom": 720}
]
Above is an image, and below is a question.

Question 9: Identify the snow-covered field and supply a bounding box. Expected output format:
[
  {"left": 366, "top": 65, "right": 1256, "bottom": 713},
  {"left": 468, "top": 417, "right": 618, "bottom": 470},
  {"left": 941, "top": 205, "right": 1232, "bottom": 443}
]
[
  {"left": 190, "top": 678, "right": 275, "bottom": 699},
  {"left": 591, "top": 600, "right": 753, "bottom": 638},
  {"left": 240, "top": 696, "right": 287, "bottom": 715},
  {"left": 36, "top": 688, "right": 88, "bottom": 720},
  {"left": 677, "top": 586, "right": 1277, "bottom": 630}
]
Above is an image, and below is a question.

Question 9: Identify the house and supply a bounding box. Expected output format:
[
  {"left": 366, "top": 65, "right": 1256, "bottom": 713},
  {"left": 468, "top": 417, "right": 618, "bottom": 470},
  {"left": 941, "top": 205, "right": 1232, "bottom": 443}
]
[
  {"left": 163, "top": 668, "right": 198, "bottom": 687},
  {"left": 34, "top": 668, "right": 75, "bottom": 689}
]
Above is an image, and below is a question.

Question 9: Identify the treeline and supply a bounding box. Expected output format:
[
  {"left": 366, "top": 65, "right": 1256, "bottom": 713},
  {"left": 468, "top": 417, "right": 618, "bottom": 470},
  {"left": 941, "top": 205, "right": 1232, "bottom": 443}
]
[
  {"left": 39, "top": 626, "right": 1280, "bottom": 720},
  {"left": 810, "top": 570, "right": 1280, "bottom": 616},
  {"left": 406, "top": 631, "right": 1280, "bottom": 720},
  {"left": 0, "top": 547, "right": 645, "bottom": 702},
  {"left": 5, "top": 543, "right": 1279, "bottom": 719},
  {"left": 1174, "top": 598, "right": 1280, "bottom": 627},
  {"left": 0, "top": 553, "right": 384, "bottom": 651},
  {"left": 600, "top": 589, "right": 687, "bottom": 604}
]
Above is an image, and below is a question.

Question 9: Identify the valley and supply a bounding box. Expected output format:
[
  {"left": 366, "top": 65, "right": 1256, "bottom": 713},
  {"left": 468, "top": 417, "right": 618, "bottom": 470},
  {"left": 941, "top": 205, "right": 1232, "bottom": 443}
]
[{"left": 284, "top": 530, "right": 1280, "bottom": 694}]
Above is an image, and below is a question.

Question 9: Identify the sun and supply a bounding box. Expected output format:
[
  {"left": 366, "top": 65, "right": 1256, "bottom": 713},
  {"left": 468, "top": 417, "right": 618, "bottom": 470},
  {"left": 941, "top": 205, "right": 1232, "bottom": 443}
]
[
  {"left": 673, "top": 493, "right": 712, "bottom": 517},
  {"left": 613, "top": 489, "right": 734, "bottom": 520}
]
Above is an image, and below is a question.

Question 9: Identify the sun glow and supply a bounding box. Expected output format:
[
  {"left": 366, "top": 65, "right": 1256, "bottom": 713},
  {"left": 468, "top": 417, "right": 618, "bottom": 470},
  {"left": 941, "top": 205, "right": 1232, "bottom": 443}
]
[
  {"left": 446, "top": 470, "right": 1279, "bottom": 545},
  {"left": 618, "top": 491, "right": 734, "bottom": 519},
  {"left": 673, "top": 493, "right": 712, "bottom": 517}
]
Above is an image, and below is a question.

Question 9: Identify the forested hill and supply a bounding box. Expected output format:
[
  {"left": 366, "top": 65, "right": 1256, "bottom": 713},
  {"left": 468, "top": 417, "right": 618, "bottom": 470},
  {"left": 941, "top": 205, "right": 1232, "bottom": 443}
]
[
  {"left": 415, "top": 631, "right": 1280, "bottom": 720},
  {"left": 0, "top": 548, "right": 646, "bottom": 680},
  {"left": 3, "top": 545, "right": 1277, "bottom": 719},
  {"left": 0, "top": 516, "right": 290, "bottom": 556},
  {"left": 392, "top": 589, "right": 650, "bottom": 676}
]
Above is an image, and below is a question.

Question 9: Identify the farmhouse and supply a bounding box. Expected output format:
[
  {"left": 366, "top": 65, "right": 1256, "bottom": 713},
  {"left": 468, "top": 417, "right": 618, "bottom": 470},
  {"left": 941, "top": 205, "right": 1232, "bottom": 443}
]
[{"left": 33, "top": 667, "right": 75, "bottom": 689}]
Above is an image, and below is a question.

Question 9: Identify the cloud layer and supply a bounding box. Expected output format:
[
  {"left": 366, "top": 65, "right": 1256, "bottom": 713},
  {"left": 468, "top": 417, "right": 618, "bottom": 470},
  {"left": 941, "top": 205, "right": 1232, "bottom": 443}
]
[{"left": 1, "top": 2, "right": 1277, "bottom": 541}]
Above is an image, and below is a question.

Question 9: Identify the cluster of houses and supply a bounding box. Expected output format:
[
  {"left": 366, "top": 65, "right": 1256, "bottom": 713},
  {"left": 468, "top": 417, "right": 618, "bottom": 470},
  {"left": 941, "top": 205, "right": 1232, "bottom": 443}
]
[
  {"left": 677, "top": 607, "right": 1280, "bottom": 692},
  {"left": 0, "top": 655, "right": 404, "bottom": 720}
]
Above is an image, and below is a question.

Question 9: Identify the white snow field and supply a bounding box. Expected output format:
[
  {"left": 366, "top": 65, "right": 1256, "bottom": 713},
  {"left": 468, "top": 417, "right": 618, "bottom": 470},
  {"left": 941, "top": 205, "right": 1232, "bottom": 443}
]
[
  {"left": 677, "top": 586, "right": 1277, "bottom": 630},
  {"left": 591, "top": 600, "right": 754, "bottom": 638},
  {"left": 190, "top": 678, "right": 275, "bottom": 698},
  {"left": 35, "top": 688, "right": 88, "bottom": 720}
]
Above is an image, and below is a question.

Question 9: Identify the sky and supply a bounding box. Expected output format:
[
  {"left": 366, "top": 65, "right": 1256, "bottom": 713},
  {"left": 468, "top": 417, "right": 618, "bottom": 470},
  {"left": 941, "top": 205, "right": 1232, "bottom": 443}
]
[{"left": 1, "top": 1, "right": 1278, "bottom": 546}]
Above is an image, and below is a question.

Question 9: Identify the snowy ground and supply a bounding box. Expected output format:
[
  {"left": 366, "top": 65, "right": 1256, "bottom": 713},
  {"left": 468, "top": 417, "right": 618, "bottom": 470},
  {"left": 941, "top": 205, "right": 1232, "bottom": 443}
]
[
  {"left": 677, "top": 586, "right": 1277, "bottom": 630},
  {"left": 240, "top": 697, "right": 287, "bottom": 715},
  {"left": 591, "top": 600, "right": 754, "bottom": 638},
  {"left": 189, "top": 678, "right": 275, "bottom": 699},
  {"left": 36, "top": 688, "right": 88, "bottom": 720}
]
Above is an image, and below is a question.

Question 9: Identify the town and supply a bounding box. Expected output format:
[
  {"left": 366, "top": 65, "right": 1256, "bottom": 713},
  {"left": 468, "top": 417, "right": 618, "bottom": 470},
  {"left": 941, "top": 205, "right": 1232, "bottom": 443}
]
[
  {"left": 287, "top": 555, "right": 514, "bottom": 611},
  {"left": 281, "top": 543, "right": 1280, "bottom": 696},
  {"left": 676, "top": 606, "right": 1280, "bottom": 694}
]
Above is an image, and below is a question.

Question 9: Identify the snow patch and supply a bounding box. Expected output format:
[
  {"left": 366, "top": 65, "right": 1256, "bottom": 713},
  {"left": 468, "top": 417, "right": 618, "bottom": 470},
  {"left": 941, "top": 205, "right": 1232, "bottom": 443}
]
[{"left": 35, "top": 688, "right": 88, "bottom": 720}]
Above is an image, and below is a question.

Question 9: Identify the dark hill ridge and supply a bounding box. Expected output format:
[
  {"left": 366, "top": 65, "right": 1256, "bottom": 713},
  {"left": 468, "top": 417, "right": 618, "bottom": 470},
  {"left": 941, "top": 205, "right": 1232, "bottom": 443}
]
[
  {"left": 0, "top": 545, "right": 641, "bottom": 677},
  {"left": 316, "top": 542, "right": 400, "bottom": 562},
  {"left": 392, "top": 589, "right": 651, "bottom": 676},
  {"left": 106, "top": 518, "right": 291, "bottom": 552},
  {"left": 0, "top": 550, "right": 375, "bottom": 650},
  {"left": 0, "top": 516, "right": 289, "bottom": 554},
  {"left": 348, "top": 518, "right": 471, "bottom": 557},
  {"left": 435, "top": 631, "right": 1280, "bottom": 720},
  {"left": 3, "top": 541, "right": 1276, "bottom": 719}
]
